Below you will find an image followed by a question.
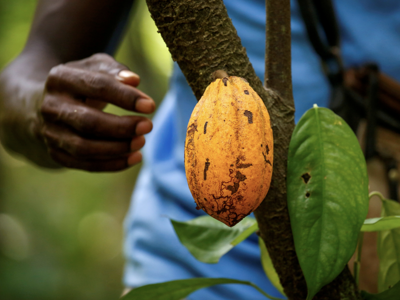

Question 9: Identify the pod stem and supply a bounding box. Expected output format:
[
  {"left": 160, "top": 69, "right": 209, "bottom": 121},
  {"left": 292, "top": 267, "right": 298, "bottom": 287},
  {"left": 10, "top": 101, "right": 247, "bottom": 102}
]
[{"left": 212, "top": 70, "right": 229, "bottom": 80}]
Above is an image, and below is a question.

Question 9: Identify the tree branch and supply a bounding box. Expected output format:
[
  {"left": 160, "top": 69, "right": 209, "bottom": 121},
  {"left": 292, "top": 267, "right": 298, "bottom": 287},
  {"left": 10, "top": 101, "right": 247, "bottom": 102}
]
[
  {"left": 264, "top": 0, "right": 293, "bottom": 101},
  {"left": 146, "top": 0, "right": 360, "bottom": 299},
  {"left": 145, "top": 0, "right": 266, "bottom": 98},
  {"left": 253, "top": 0, "right": 305, "bottom": 298},
  {"left": 255, "top": 0, "right": 361, "bottom": 299}
]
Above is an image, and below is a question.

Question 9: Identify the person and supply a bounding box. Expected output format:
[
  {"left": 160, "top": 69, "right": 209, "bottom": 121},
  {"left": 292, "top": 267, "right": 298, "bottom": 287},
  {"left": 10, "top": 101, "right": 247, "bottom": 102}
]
[{"left": 1, "top": 0, "right": 399, "bottom": 298}]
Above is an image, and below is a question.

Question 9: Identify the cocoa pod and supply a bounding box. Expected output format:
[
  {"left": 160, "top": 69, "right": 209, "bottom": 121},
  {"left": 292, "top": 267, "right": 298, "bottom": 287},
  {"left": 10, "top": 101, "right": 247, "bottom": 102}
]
[{"left": 184, "top": 74, "right": 273, "bottom": 227}]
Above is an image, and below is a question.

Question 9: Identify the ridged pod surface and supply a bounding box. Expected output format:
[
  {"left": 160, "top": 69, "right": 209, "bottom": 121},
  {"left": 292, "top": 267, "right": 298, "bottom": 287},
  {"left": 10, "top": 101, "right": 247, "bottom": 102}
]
[{"left": 184, "top": 76, "right": 273, "bottom": 227}]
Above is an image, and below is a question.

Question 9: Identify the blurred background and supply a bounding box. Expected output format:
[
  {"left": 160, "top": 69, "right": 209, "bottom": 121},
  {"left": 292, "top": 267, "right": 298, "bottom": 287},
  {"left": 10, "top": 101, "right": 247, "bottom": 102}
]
[{"left": 0, "top": 1, "right": 172, "bottom": 299}]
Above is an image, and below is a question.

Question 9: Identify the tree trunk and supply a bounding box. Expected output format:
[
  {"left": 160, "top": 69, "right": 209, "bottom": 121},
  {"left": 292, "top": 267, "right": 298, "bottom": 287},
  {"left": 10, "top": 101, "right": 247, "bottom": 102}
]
[{"left": 145, "top": 0, "right": 361, "bottom": 299}]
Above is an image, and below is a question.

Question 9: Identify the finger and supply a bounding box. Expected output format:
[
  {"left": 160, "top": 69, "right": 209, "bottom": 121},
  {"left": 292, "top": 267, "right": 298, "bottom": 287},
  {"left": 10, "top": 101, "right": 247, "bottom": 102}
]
[
  {"left": 127, "top": 151, "right": 143, "bottom": 166},
  {"left": 46, "top": 65, "right": 155, "bottom": 114},
  {"left": 48, "top": 147, "right": 135, "bottom": 172},
  {"left": 66, "top": 53, "right": 136, "bottom": 82},
  {"left": 42, "top": 123, "right": 146, "bottom": 159},
  {"left": 66, "top": 54, "right": 141, "bottom": 88},
  {"left": 41, "top": 95, "right": 153, "bottom": 139}
]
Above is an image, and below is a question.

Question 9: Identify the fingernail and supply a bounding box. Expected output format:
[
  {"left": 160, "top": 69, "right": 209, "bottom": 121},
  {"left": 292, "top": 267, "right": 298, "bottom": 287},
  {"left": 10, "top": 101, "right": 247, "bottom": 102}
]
[
  {"left": 136, "top": 120, "right": 153, "bottom": 136},
  {"left": 127, "top": 151, "right": 142, "bottom": 166},
  {"left": 135, "top": 98, "right": 156, "bottom": 113},
  {"left": 118, "top": 70, "right": 138, "bottom": 79},
  {"left": 116, "top": 70, "right": 140, "bottom": 85}
]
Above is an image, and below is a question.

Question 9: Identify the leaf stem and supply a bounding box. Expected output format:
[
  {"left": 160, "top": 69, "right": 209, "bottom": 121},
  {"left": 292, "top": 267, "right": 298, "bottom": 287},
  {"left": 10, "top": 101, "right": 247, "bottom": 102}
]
[
  {"left": 249, "top": 282, "right": 285, "bottom": 300},
  {"left": 353, "top": 232, "right": 364, "bottom": 288},
  {"left": 231, "top": 222, "right": 259, "bottom": 246},
  {"left": 369, "top": 191, "right": 385, "bottom": 201}
]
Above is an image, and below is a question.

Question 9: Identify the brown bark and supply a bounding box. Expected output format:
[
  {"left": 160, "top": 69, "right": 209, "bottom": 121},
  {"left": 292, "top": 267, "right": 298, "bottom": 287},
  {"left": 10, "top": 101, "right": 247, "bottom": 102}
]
[
  {"left": 145, "top": 0, "right": 265, "bottom": 99},
  {"left": 256, "top": 1, "right": 361, "bottom": 299},
  {"left": 146, "top": 0, "right": 360, "bottom": 299},
  {"left": 254, "top": 0, "right": 302, "bottom": 298}
]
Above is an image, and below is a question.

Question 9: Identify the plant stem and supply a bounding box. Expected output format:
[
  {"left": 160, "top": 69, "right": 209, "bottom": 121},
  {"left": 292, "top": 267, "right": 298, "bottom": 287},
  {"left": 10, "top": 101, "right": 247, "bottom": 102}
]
[
  {"left": 249, "top": 282, "right": 285, "bottom": 300},
  {"left": 369, "top": 191, "right": 386, "bottom": 201},
  {"left": 256, "top": 0, "right": 361, "bottom": 299},
  {"left": 264, "top": 0, "right": 293, "bottom": 101},
  {"left": 353, "top": 232, "right": 365, "bottom": 288},
  {"left": 254, "top": 0, "right": 303, "bottom": 298},
  {"left": 231, "top": 222, "right": 259, "bottom": 246}
]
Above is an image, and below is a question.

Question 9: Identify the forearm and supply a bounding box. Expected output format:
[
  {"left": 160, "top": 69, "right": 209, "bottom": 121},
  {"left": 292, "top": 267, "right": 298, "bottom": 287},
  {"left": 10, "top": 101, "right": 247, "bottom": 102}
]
[{"left": 0, "top": 51, "right": 62, "bottom": 167}]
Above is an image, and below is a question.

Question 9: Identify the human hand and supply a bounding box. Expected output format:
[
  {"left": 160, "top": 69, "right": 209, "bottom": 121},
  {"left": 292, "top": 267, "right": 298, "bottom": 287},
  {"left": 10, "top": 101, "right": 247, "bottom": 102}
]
[{"left": 38, "top": 53, "right": 155, "bottom": 172}]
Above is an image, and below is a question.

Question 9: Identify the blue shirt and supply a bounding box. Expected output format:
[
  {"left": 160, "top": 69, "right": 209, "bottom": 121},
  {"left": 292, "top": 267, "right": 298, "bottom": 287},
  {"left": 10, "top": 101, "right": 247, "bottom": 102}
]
[{"left": 123, "top": 1, "right": 400, "bottom": 299}]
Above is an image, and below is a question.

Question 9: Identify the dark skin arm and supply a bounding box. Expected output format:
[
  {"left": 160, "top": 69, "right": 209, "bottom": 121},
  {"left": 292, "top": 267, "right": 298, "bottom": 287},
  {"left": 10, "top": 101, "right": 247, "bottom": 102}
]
[{"left": 0, "top": 0, "right": 155, "bottom": 172}]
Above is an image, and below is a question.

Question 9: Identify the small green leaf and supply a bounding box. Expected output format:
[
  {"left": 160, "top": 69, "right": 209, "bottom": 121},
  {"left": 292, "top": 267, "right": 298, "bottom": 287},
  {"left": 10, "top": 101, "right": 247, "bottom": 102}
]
[
  {"left": 287, "top": 107, "right": 369, "bottom": 299},
  {"left": 120, "top": 277, "right": 284, "bottom": 300},
  {"left": 259, "top": 238, "right": 286, "bottom": 297},
  {"left": 361, "top": 216, "right": 400, "bottom": 232},
  {"left": 378, "top": 199, "right": 400, "bottom": 292},
  {"left": 171, "top": 216, "right": 257, "bottom": 263},
  {"left": 361, "top": 280, "right": 400, "bottom": 299}
]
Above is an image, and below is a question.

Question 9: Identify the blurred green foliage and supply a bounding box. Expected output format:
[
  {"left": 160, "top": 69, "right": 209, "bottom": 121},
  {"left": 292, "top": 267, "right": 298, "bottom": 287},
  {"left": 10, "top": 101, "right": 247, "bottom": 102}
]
[{"left": 0, "top": 1, "right": 172, "bottom": 299}]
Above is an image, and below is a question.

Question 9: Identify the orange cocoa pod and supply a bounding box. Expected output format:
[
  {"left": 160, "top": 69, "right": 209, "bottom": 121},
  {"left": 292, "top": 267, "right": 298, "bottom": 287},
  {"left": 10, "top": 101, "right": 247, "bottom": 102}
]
[{"left": 184, "top": 74, "right": 273, "bottom": 227}]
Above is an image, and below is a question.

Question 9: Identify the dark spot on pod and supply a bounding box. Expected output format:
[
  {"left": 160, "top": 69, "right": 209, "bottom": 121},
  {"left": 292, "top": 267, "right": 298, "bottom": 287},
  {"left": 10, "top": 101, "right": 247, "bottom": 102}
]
[
  {"left": 195, "top": 204, "right": 201, "bottom": 210},
  {"left": 244, "top": 90, "right": 249, "bottom": 95},
  {"left": 204, "top": 122, "right": 208, "bottom": 134},
  {"left": 222, "top": 77, "right": 228, "bottom": 86},
  {"left": 262, "top": 152, "right": 271, "bottom": 165},
  {"left": 244, "top": 110, "right": 253, "bottom": 124},
  {"left": 227, "top": 182, "right": 240, "bottom": 194},
  {"left": 237, "top": 163, "right": 253, "bottom": 169},
  {"left": 230, "top": 164, "right": 234, "bottom": 167},
  {"left": 236, "top": 155, "right": 245, "bottom": 163},
  {"left": 204, "top": 158, "right": 210, "bottom": 180},
  {"left": 266, "top": 144, "right": 270, "bottom": 155},
  {"left": 305, "top": 192, "right": 311, "bottom": 198},
  {"left": 187, "top": 122, "right": 198, "bottom": 134},
  {"left": 235, "top": 171, "right": 247, "bottom": 181},
  {"left": 261, "top": 144, "right": 263, "bottom": 147},
  {"left": 302, "top": 173, "right": 311, "bottom": 184},
  {"left": 204, "top": 198, "right": 208, "bottom": 202}
]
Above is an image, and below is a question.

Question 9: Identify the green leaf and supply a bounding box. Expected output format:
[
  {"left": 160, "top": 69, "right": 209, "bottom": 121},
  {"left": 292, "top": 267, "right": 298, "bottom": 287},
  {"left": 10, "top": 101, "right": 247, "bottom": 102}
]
[
  {"left": 378, "top": 199, "right": 400, "bottom": 292},
  {"left": 259, "top": 238, "right": 286, "bottom": 297},
  {"left": 361, "top": 280, "right": 400, "bottom": 300},
  {"left": 361, "top": 216, "right": 400, "bottom": 232},
  {"left": 120, "top": 277, "right": 284, "bottom": 300},
  {"left": 287, "top": 106, "right": 369, "bottom": 300},
  {"left": 171, "top": 216, "right": 257, "bottom": 263}
]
